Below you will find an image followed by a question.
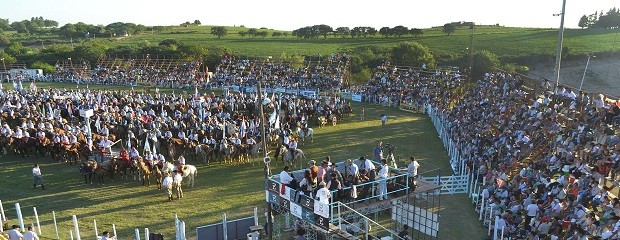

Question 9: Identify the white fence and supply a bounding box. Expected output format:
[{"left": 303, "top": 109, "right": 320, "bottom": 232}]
[{"left": 419, "top": 175, "right": 470, "bottom": 195}]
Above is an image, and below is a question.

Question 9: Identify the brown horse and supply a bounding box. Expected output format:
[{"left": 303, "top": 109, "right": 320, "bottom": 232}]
[
  {"left": 94, "top": 159, "right": 117, "bottom": 184},
  {"left": 137, "top": 158, "right": 153, "bottom": 187},
  {"left": 80, "top": 160, "right": 98, "bottom": 184}
]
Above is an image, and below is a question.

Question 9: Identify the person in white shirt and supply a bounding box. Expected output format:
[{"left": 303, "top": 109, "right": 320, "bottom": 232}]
[
  {"left": 407, "top": 156, "right": 420, "bottom": 187},
  {"left": 377, "top": 159, "right": 389, "bottom": 200},
  {"left": 315, "top": 181, "right": 330, "bottom": 204},
  {"left": 32, "top": 164, "right": 45, "bottom": 190},
  {"left": 162, "top": 173, "right": 174, "bottom": 201},
  {"left": 7, "top": 225, "right": 23, "bottom": 240},
  {"left": 23, "top": 226, "right": 38, "bottom": 240},
  {"left": 173, "top": 171, "right": 183, "bottom": 199},
  {"left": 98, "top": 137, "right": 113, "bottom": 158},
  {"left": 344, "top": 159, "right": 359, "bottom": 181},
  {"left": 279, "top": 166, "right": 294, "bottom": 185}
]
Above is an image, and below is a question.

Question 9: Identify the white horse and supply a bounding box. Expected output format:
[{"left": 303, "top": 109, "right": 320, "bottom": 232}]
[
  {"left": 279, "top": 146, "right": 306, "bottom": 169},
  {"left": 296, "top": 127, "right": 314, "bottom": 145},
  {"left": 161, "top": 162, "right": 197, "bottom": 187}
]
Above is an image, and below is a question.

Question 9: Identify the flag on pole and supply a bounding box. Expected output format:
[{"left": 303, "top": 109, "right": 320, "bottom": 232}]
[
  {"left": 274, "top": 115, "right": 280, "bottom": 130},
  {"left": 127, "top": 133, "right": 131, "bottom": 149},
  {"left": 194, "top": 85, "right": 199, "bottom": 98},
  {"left": 152, "top": 139, "right": 157, "bottom": 156},
  {"left": 143, "top": 134, "right": 150, "bottom": 154}
]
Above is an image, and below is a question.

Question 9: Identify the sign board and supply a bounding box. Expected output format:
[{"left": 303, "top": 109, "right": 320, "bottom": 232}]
[
  {"left": 352, "top": 94, "right": 363, "bottom": 102},
  {"left": 280, "top": 198, "right": 290, "bottom": 212},
  {"left": 313, "top": 201, "right": 330, "bottom": 218},
  {"left": 290, "top": 202, "right": 303, "bottom": 219},
  {"left": 79, "top": 109, "right": 94, "bottom": 118},
  {"left": 340, "top": 92, "right": 352, "bottom": 99},
  {"left": 300, "top": 195, "right": 314, "bottom": 211},
  {"left": 302, "top": 208, "right": 315, "bottom": 222},
  {"left": 267, "top": 181, "right": 280, "bottom": 194},
  {"left": 315, "top": 214, "right": 329, "bottom": 230},
  {"left": 275, "top": 88, "right": 286, "bottom": 93},
  {"left": 232, "top": 86, "right": 240, "bottom": 92}
]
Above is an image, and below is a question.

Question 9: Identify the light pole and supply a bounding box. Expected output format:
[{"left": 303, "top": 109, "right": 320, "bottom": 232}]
[
  {"left": 1, "top": 58, "right": 5, "bottom": 83},
  {"left": 579, "top": 55, "right": 595, "bottom": 91},
  {"left": 257, "top": 80, "right": 273, "bottom": 240},
  {"left": 553, "top": 0, "right": 567, "bottom": 89}
]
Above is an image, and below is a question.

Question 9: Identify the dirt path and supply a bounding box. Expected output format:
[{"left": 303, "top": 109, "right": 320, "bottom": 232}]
[{"left": 528, "top": 56, "right": 619, "bottom": 98}]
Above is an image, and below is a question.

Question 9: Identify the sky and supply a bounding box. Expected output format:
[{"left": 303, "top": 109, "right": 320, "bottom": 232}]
[{"left": 1, "top": 0, "right": 618, "bottom": 30}]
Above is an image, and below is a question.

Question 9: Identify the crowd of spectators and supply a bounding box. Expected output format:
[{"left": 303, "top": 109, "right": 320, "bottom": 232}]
[
  {"left": 213, "top": 53, "right": 349, "bottom": 91},
  {"left": 403, "top": 69, "right": 619, "bottom": 239}
]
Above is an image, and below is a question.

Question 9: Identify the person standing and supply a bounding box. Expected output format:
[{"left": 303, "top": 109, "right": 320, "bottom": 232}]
[
  {"left": 32, "top": 164, "right": 45, "bottom": 190},
  {"left": 377, "top": 159, "right": 389, "bottom": 200},
  {"left": 380, "top": 114, "right": 387, "bottom": 126},
  {"left": 22, "top": 226, "right": 38, "bottom": 240},
  {"left": 162, "top": 173, "right": 174, "bottom": 201},
  {"left": 315, "top": 182, "right": 330, "bottom": 204},
  {"left": 7, "top": 225, "right": 22, "bottom": 240},
  {"left": 373, "top": 142, "right": 383, "bottom": 162},
  {"left": 173, "top": 170, "right": 183, "bottom": 199},
  {"left": 407, "top": 156, "right": 420, "bottom": 186},
  {"left": 100, "top": 231, "right": 112, "bottom": 240}
]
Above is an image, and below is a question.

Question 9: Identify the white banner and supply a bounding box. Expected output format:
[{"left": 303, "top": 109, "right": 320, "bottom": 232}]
[
  {"left": 313, "top": 201, "right": 329, "bottom": 218},
  {"left": 275, "top": 88, "right": 286, "bottom": 93},
  {"left": 290, "top": 202, "right": 302, "bottom": 219}
]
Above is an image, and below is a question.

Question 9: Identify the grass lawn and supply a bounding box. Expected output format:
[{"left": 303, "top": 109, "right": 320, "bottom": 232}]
[{"left": 0, "top": 83, "right": 487, "bottom": 239}]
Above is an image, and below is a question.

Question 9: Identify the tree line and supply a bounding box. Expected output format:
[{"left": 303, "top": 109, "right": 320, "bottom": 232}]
[
  {"left": 0, "top": 17, "right": 58, "bottom": 34},
  {"left": 289, "top": 25, "right": 428, "bottom": 39},
  {"left": 578, "top": 8, "right": 620, "bottom": 29}
]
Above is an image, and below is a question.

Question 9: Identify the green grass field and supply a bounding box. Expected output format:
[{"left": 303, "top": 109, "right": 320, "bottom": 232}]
[
  {"left": 0, "top": 83, "right": 487, "bottom": 239},
  {"left": 9, "top": 25, "right": 620, "bottom": 64}
]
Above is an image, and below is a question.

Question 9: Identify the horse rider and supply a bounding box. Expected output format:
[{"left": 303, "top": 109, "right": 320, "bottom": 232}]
[
  {"left": 144, "top": 150, "right": 154, "bottom": 169},
  {"left": 177, "top": 129, "right": 187, "bottom": 144},
  {"left": 246, "top": 136, "right": 256, "bottom": 150},
  {"left": 98, "top": 136, "right": 113, "bottom": 159},
  {"left": 119, "top": 148, "right": 130, "bottom": 166},
  {"left": 289, "top": 137, "right": 298, "bottom": 159},
  {"left": 207, "top": 135, "right": 217, "bottom": 149},
  {"left": 1, "top": 124, "right": 12, "bottom": 137},
  {"left": 99, "top": 124, "right": 109, "bottom": 136},
  {"left": 129, "top": 146, "right": 140, "bottom": 161},
  {"left": 177, "top": 155, "right": 186, "bottom": 173},
  {"left": 12, "top": 126, "right": 23, "bottom": 142}
]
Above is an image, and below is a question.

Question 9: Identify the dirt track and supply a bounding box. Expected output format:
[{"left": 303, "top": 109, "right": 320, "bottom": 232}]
[{"left": 528, "top": 56, "right": 619, "bottom": 98}]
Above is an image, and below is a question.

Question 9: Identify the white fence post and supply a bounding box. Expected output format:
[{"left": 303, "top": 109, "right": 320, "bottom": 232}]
[
  {"left": 72, "top": 215, "right": 81, "bottom": 240},
  {"left": 16, "top": 203, "right": 24, "bottom": 231},
  {"left": 53, "top": 211, "right": 59, "bottom": 239},
  {"left": 145, "top": 228, "right": 149, "bottom": 240},
  {"left": 33, "top": 207, "right": 41, "bottom": 235},
  {"left": 222, "top": 213, "right": 228, "bottom": 240},
  {"left": 135, "top": 228, "right": 140, "bottom": 240},
  {"left": 70, "top": 230, "right": 74, "bottom": 240},
  {"left": 253, "top": 207, "right": 258, "bottom": 226},
  {"left": 0, "top": 200, "right": 6, "bottom": 223},
  {"left": 94, "top": 219, "right": 98, "bottom": 238},
  {"left": 113, "top": 224, "right": 118, "bottom": 240},
  {"left": 492, "top": 216, "right": 499, "bottom": 240}
]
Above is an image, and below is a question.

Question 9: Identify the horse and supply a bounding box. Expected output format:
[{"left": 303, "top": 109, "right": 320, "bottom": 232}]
[
  {"left": 178, "top": 164, "right": 197, "bottom": 187},
  {"left": 137, "top": 158, "right": 153, "bottom": 187},
  {"left": 16, "top": 137, "right": 38, "bottom": 158},
  {"left": 114, "top": 157, "right": 139, "bottom": 181},
  {"left": 296, "top": 127, "right": 314, "bottom": 145},
  {"left": 279, "top": 146, "right": 306, "bottom": 168},
  {"left": 329, "top": 114, "right": 338, "bottom": 126},
  {"left": 80, "top": 160, "right": 98, "bottom": 184},
  {"left": 94, "top": 159, "right": 117, "bottom": 184},
  {"left": 195, "top": 144, "right": 215, "bottom": 164}
]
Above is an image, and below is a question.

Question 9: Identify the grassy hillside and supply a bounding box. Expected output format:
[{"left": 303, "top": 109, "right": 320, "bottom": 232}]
[
  {"left": 111, "top": 25, "right": 620, "bottom": 60},
  {"left": 6, "top": 25, "right": 620, "bottom": 64}
]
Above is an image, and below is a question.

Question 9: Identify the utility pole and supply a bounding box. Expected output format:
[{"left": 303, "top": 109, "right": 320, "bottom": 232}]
[
  {"left": 257, "top": 80, "right": 273, "bottom": 240},
  {"left": 553, "top": 0, "right": 567, "bottom": 89}
]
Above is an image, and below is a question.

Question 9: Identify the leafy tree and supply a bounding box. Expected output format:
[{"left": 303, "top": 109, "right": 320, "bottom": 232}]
[
  {"left": 392, "top": 25, "right": 409, "bottom": 38},
  {"left": 379, "top": 27, "right": 391, "bottom": 37},
  {"left": 282, "top": 32, "right": 289, "bottom": 38},
  {"left": 105, "top": 45, "right": 138, "bottom": 56},
  {"left": 238, "top": 31, "right": 248, "bottom": 38},
  {"left": 178, "top": 44, "right": 208, "bottom": 60},
  {"left": 0, "top": 52, "right": 16, "bottom": 64},
  {"left": 159, "top": 39, "right": 181, "bottom": 47},
  {"left": 5, "top": 42, "right": 27, "bottom": 56},
  {"left": 390, "top": 42, "right": 436, "bottom": 68},
  {"left": 350, "top": 67, "right": 372, "bottom": 85},
  {"left": 335, "top": 27, "right": 350, "bottom": 38},
  {"left": 350, "top": 27, "right": 364, "bottom": 38},
  {"left": 0, "top": 34, "right": 9, "bottom": 46},
  {"left": 193, "top": 20, "right": 201, "bottom": 25},
  {"left": 409, "top": 28, "right": 423, "bottom": 37},
  {"left": 272, "top": 32, "right": 283, "bottom": 38},
  {"left": 257, "top": 31, "right": 269, "bottom": 38},
  {"left": 315, "top": 24, "right": 333, "bottom": 38},
  {"left": 0, "top": 19, "right": 10, "bottom": 31},
  {"left": 210, "top": 26, "right": 228, "bottom": 38},
  {"left": 72, "top": 42, "right": 107, "bottom": 64},
  {"left": 31, "top": 61, "right": 56, "bottom": 74},
  {"left": 578, "top": 15, "right": 589, "bottom": 28},
  {"left": 366, "top": 27, "right": 377, "bottom": 37},
  {"left": 461, "top": 50, "right": 500, "bottom": 79},
  {"left": 247, "top": 28, "right": 258, "bottom": 37},
  {"left": 442, "top": 23, "right": 455, "bottom": 35}
]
